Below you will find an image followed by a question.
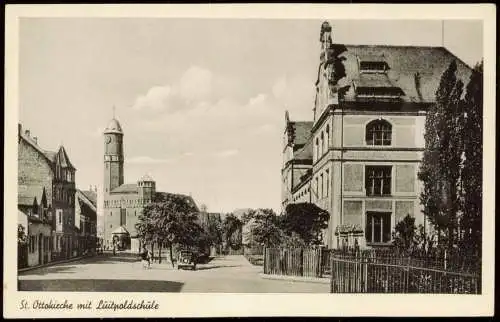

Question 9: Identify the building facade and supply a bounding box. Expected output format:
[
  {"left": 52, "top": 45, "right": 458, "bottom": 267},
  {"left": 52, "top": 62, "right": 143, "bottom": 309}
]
[
  {"left": 75, "top": 188, "right": 98, "bottom": 255},
  {"left": 18, "top": 124, "right": 77, "bottom": 265},
  {"left": 102, "top": 117, "right": 198, "bottom": 253},
  {"left": 281, "top": 22, "right": 473, "bottom": 249}
]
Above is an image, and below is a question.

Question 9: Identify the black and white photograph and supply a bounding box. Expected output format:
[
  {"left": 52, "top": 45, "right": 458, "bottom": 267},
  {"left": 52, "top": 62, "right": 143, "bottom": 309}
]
[{"left": 4, "top": 4, "right": 495, "bottom": 318}]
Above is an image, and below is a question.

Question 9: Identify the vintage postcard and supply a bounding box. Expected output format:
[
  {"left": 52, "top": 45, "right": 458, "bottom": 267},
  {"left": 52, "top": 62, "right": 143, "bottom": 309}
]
[{"left": 4, "top": 3, "right": 496, "bottom": 318}]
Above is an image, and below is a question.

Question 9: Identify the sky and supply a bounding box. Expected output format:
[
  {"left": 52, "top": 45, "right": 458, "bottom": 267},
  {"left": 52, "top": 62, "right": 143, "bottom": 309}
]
[{"left": 19, "top": 18, "right": 483, "bottom": 213}]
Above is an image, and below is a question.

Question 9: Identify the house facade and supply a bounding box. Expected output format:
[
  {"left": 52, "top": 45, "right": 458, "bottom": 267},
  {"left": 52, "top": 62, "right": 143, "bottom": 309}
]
[
  {"left": 18, "top": 124, "right": 77, "bottom": 265},
  {"left": 75, "top": 188, "right": 98, "bottom": 255},
  {"left": 281, "top": 21, "right": 473, "bottom": 249}
]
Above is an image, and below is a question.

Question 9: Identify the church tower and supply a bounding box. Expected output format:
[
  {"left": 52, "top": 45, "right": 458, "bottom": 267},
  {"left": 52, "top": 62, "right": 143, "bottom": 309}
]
[{"left": 103, "top": 116, "right": 124, "bottom": 194}]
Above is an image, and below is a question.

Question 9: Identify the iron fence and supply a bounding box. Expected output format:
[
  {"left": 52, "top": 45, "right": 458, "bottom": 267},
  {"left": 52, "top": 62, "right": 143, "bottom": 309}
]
[{"left": 329, "top": 250, "right": 481, "bottom": 294}]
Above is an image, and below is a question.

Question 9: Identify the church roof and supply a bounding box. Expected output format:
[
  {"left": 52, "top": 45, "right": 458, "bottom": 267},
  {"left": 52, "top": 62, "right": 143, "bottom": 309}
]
[
  {"left": 110, "top": 183, "right": 138, "bottom": 194},
  {"left": 104, "top": 118, "right": 123, "bottom": 134}
]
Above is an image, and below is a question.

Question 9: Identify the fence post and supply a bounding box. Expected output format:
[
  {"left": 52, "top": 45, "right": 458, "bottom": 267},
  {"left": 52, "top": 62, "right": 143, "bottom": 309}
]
[
  {"left": 263, "top": 247, "right": 267, "bottom": 274},
  {"left": 330, "top": 252, "right": 334, "bottom": 293},
  {"left": 318, "top": 247, "right": 323, "bottom": 278}
]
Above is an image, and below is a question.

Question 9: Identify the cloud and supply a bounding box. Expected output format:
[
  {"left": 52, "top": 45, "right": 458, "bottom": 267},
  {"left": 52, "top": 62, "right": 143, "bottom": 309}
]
[
  {"left": 126, "top": 156, "right": 176, "bottom": 164},
  {"left": 130, "top": 67, "right": 314, "bottom": 163},
  {"left": 132, "top": 85, "right": 174, "bottom": 111},
  {"left": 213, "top": 149, "right": 239, "bottom": 158}
]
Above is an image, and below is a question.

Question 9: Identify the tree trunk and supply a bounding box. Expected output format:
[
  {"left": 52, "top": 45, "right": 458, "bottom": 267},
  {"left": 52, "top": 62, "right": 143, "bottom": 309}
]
[
  {"left": 169, "top": 244, "right": 174, "bottom": 268},
  {"left": 151, "top": 241, "right": 154, "bottom": 262},
  {"left": 158, "top": 242, "right": 162, "bottom": 264}
]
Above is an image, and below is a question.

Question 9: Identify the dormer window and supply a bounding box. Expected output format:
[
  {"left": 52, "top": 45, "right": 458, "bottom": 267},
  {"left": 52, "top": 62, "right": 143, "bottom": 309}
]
[
  {"left": 356, "top": 87, "right": 403, "bottom": 99},
  {"left": 360, "top": 61, "right": 388, "bottom": 73}
]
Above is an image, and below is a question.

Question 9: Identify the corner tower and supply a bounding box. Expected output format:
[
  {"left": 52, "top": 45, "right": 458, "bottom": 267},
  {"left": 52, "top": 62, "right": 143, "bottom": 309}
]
[{"left": 103, "top": 117, "right": 124, "bottom": 194}]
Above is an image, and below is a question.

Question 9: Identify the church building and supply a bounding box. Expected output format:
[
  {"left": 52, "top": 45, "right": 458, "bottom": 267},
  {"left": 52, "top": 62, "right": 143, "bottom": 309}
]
[
  {"left": 281, "top": 21, "right": 474, "bottom": 249},
  {"left": 102, "top": 117, "right": 198, "bottom": 252}
]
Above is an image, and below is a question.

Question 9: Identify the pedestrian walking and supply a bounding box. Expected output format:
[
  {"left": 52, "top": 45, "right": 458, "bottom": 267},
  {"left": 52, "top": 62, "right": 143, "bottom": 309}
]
[
  {"left": 147, "top": 248, "right": 152, "bottom": 269},
  {"left": 140, "top": 247, "right": 150, "bottom": 269}
]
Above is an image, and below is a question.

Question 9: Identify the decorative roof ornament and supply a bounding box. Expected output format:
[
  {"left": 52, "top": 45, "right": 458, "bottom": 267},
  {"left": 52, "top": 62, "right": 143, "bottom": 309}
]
[{"left": 104, "top": 105, "right": 124, "bottom": 134}]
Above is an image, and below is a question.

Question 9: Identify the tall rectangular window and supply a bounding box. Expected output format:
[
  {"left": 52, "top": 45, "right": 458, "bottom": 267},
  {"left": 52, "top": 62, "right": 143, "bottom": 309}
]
[
  {"left": 120, "top": 208, "right": 126, "bottom": 226},
  {"left": 320, "top": 174, "right": 324, "bottom": 198},
  {"left": 365, "top": 166, "right": 392, "bottom": 196},
  {"left": 325, "top": 169, "right": 329, "bottom": 196},
  {"left": 315, "top": 177, "right": 319, "bottom": 199},
  {"left": 365, "top": 212, "right": 391, "bottom": 243}
]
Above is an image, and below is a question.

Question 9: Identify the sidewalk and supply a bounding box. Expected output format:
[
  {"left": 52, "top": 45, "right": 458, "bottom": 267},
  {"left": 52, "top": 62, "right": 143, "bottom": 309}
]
[
  {"left": 17, "top": 254, "right": 95, "bottom": 273},
  {"left": 259, "top": 273, "right": 331, "bottom": 284}
]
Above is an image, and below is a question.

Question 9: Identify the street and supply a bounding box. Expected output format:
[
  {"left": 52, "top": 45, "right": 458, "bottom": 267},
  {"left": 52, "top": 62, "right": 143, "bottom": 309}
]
[{"left": 18, "top": 254, "right": 329, "bottom": 293}]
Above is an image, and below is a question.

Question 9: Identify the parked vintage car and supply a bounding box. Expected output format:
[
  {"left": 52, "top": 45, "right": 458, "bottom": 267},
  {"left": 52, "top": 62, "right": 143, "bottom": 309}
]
[{"left": 176, "top": 250, "right": 197, "bottom": 270}]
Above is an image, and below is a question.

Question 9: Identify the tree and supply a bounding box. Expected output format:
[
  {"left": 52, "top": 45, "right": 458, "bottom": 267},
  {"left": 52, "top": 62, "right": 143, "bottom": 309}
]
[
  {"left": 460, "top": 61, "right": 483, "bottom": 256},
  {"left": 281, "top": 203, "right": 330, "bottom": 245},
  {"left": 18, "top": 224, "right": 28, "bottom": 244},
  {"left": 392, "top": 215, "right": 418, "bottom": 253},
  {"left": 242, "top": 209, "right": 284, "bottom": 248},
  {"left": 418, "top": 60, "right": 464, "bottom": 249},
  {"left": 222, "top": 213, "right": 243, "bottom": 251},
  {"left": 135, "top": 193, "right": 201, "bottom": 267}
]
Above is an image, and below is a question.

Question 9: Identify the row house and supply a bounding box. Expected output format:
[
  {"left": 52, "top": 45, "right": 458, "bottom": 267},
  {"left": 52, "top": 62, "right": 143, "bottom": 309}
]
[
  {"left": 281, "top": 21, "right": 473, "bottom": 249},
  {"left": 75, "top": 187, "right": 98, "bottom": 256},
  {"left": 18, "top": 123, "right": 77, "bottom": 267}
]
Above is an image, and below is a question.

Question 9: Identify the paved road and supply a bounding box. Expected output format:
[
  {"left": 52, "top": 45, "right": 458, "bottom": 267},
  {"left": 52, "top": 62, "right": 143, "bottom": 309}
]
[{"left": 18, "top": 254, "right": 329, "bottom": 293}]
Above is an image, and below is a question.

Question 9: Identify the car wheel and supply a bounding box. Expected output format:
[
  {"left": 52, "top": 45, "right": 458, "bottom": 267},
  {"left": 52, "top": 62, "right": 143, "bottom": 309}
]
[{"left": 193, "top": 265, "right": 196, "bottom": 271}]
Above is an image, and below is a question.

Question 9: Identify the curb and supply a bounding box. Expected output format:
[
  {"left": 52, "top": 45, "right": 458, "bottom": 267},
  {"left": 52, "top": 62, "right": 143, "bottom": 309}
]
[
  {"left": 259, "top": 273, "right": 330, "bottom": 284},
  {"left": 18, "top": 255, "right": 92, "bottom": 273}
]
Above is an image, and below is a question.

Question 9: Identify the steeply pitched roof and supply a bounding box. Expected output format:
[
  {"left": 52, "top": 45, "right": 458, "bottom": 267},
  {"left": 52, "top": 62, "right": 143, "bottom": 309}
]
[
  {"left": 55, "top": 146, "right": 75, "bottom": 170},
  {"left": 76, "top": 189, "right": 97, "bottom": 212},
  {"left": 293, "top": 137, "right": 313, "bottom": 162},
  {"left": 18, "top": 186, "right": 47, "bottom": 207},
  {"left": 18, "top": 131, "right": 54, "bottom": 166},
  {"left": 339, "top": 45, "right": 473, "bottom": 103},
  {"left": 110, "top": 183, "right": 138, "bottom": 194},
  {"left": 104, "top": 118, "right": 123, "bottom": 134},
  {"left": 288, "top": 121, "right": 313, "bottom": 149}
]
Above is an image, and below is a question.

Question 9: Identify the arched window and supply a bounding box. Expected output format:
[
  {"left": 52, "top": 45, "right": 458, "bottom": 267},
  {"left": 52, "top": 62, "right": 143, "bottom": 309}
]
[{"left": 366, "top": 119, "right": 392, "bottom": 146}]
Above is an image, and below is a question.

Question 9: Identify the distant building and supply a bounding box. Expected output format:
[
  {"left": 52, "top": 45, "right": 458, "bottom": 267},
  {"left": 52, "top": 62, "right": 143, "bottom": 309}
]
[
  {"left": 281, "top": 21, "right": 473, "bottom": 249},
  {"left": 75, "top": 187, "right": 98, "bottom": 255},
  {"left": 18, "top": 124, "right": 77, "bottom": 265},
  {"left": 101, "top": 117, "right": 198, "bottom": 252}
]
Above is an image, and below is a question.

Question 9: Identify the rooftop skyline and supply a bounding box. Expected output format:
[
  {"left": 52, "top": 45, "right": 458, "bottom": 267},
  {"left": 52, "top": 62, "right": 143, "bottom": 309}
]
[{"left": 19, "top": 18, "right": 483, "bottom": 213}]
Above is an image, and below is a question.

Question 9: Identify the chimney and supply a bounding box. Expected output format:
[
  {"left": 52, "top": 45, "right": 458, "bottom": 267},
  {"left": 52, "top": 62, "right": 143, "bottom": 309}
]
[
  {"left": 25, "top": 130, "right": 30, "bottom": 137},
  {"left": 33, "top": 137, "right": 38, "bottom": 144},
  {"left": 18, "top": 124, "right": 22, "bottom": 136}
]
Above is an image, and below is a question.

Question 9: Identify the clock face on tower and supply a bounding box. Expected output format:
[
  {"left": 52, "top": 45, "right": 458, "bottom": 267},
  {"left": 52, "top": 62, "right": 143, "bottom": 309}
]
[{"left": 106, "top": 136, "right": 112, "bottom": 144}]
